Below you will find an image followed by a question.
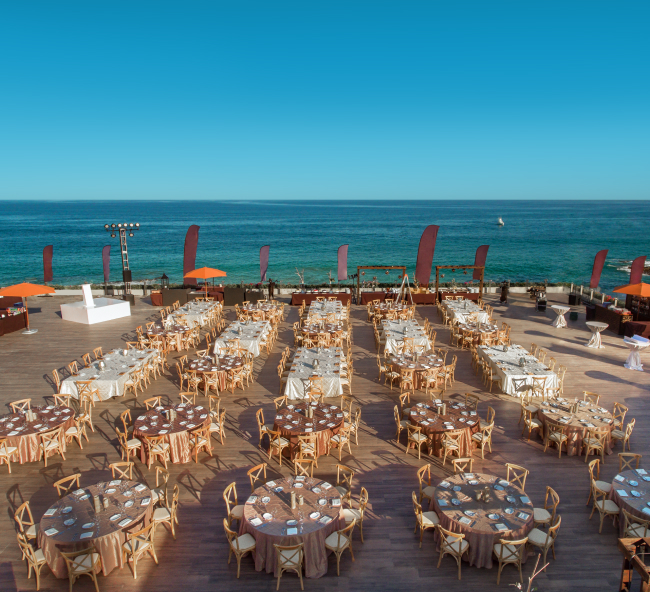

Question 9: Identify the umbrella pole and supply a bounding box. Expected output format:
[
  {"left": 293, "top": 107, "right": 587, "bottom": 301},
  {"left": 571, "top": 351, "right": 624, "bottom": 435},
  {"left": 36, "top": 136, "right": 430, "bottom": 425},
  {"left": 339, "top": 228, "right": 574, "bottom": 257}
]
[{"left": 22, "top": 296, "right": 38, "bottom": 334}]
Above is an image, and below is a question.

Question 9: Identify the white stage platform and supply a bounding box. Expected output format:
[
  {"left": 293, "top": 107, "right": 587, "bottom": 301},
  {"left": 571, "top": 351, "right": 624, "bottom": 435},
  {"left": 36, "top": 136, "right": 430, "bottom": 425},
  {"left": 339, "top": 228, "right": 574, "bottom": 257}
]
[{"left": 60, "top": 284, "right": 131, "bottom": 325}]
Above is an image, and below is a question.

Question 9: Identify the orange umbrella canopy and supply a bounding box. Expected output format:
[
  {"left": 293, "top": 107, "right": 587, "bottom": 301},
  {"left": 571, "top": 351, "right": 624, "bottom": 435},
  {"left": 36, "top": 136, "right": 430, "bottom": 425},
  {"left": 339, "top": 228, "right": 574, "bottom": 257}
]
[
  {"left": 613, "top": 283, "right": 650, "bottom": 297},
  {"left": 0, "top": 282, "right": 56, "bottom": 297},
  {"left": 183, "top": 267, "right": 227, "bottom": 279}
]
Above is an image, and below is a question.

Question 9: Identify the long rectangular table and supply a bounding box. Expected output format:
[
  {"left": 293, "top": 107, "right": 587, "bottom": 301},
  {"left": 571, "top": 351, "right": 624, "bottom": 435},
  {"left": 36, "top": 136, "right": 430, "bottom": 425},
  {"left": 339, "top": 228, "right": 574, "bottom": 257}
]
[
  {"left": 380, "top": 320, "right": 430, "bottom": 355},
  {"left": 167, "top": 300, "right": 218, "bottom": 328},
  {"left": 60, "top": 348, "right": 158, "bottom": 400},
  {"left": 307, "top": 300, "right": 344, "bottom": 320},
  {"left": 442, "top": 299, "right": 489, "bottom": 325},
  {"left": 213, "top": 320, "right": 270, "bottom": 357},
  {"left": 285, "top": 347, "right": 345, "bottom": 400},
  {"left": 291, "top": 292, "right": 351, "bottom": 306},
  {"left": 477, "top": 344, "right": 558, "bottom": 396}
]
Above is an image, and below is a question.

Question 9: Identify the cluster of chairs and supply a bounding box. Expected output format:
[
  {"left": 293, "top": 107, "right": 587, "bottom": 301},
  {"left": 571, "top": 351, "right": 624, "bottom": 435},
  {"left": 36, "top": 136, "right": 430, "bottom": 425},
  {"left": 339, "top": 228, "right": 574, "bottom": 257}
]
[
  {"left": 278, "top": 346, "right": 354, "bottom": 397},
  {"left": 222, "top": 462, "right": 367, "bottom": 584},
  {"left": 413, "top": 462, "right": 561, "bottom": 581},
  {"left": 366, "top": 299, "right": 415, "bottom": 322},
  {"left": 521, "top": 390, "right": 634, "bottom": 459},
  {"left": 379, "top": 350, "right": 457, "bottom": 395},
  {"left": 14, "top": 465, "right": 180, "bottom": 588},
  {"left": 235, "top": 299, "right": 285, "bottom": 324}
]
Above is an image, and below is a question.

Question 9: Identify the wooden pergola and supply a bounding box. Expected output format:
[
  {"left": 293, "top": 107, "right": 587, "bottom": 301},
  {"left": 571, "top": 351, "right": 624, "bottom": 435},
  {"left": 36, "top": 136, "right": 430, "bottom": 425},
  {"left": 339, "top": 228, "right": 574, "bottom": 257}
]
[
  {"left": 356, "top": 265, "right": 406, "bottom": 303},
  {"left": 434, "top": 265, "right": 485, "bottom": 297}
]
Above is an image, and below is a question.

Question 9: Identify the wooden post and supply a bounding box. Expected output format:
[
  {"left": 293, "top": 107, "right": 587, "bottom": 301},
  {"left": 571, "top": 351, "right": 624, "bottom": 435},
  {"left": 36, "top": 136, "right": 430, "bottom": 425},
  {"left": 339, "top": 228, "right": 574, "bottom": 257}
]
[
  {"left": 479, "top": 267, "right": 484, "bottom": 301},
  {"left": 357, "top": 266, "right": 361, "bottom": 304}
]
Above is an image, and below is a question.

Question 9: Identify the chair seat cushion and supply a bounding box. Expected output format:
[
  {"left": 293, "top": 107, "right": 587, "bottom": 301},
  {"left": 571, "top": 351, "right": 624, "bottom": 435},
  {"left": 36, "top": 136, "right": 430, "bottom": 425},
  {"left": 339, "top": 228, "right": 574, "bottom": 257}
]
[
  {"left": 399, "top": 420, "right": 409, "bottom": 428},
  {"left": 548, "top": 432, "right": 567, "bottom": 443},
  {"left": 272, "top": 437, "right": 290, "bottom": 447},
  {"left": 65, "top": 427, "right": 80, "bottom": 435},
  {"left": 596, "top": 500, "right": 619, "bottom": 513},
  {"left": 494, "top": 543, "right": 521, "bottom": 562},
  {"left": 585, "top": 438, "right": 604, "bottom": 447},
  {"left": 40, "top": 441, "right": 60, "bottom": 451},
  {"left": 151, "top": 488, "right": 163, "bottom": 503},
  {"left": 533, "top": 508, "right": 551, "bottom": 522},
  {"left": 210, "top": 423, "right": 222, "bottom": 433},
  {"left": 628, "top": 523, "right": 649, "bottom": 538},
  {"left": 335, "top": 485, "right": 348, "bottom": 497},
  {"left": 421, "top": 511, "right": 440, "bottom": 527},
  {"left": 26, "top": 524, "right": 38, "bottom": 538},
  {"left": 34, "top": 548, "right": 46, "bottom": 563},
  {"left": 127, "top": 438, "right": 141, "bottom": 448},
  {"left": 75, "top": 552, "right": 101, "bottom": 570},
  {"left": 331, "top": 434, "right": 348, "bottom": 443},
  {"left": 231, "top": 504, "right": 245, "bottom": 519},
  {"left": 151, "top": 443, "right": 170, "bottom": 453},
  {"left": 342, "top": 508, "right": 361, "bottom": 522},
  {"left": 478, "top": 421, "right": 490, "bottom": 430},
  {"left": 1, "top": 445, "right": 18, "bottom": 455},
  {"left": 445, "top": 538, "right": 469, "bottom": 555},
  {"left": 528, "top": 527, "right": 550, "bottom": 547},
  {"left": 153, "top": 507, "right": 172, "bottom": 522},
  {"left": 123, "top": 538, "right": 151, "bottom": 553},
  {"left": 526, "top": 419, "right": 543, "bottom": 428},
  {"left": 411, "top": 433, "right": 427, "bottom": 443},
  {"left": 472, "top": 432, "right": 485, "bottom": 443},
  {"left": 612, "top": 430, "right": 624, "bottom": 439},
  {"left": 401, "top": 408, "right": 412, "bottom": 418},
  {"left": 422, "top": 485, "right": 436, "bottom": 499},
  {"left": 595, "top": 480, "right": 612, "bottom": 493},
  {"left": 325, "top": 532, "right": 350, "bottom": 551}
]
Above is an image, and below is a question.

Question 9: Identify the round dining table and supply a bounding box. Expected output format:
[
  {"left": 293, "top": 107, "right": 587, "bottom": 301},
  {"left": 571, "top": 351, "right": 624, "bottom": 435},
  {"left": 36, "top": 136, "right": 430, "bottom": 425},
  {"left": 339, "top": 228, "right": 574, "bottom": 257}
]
[
  {"left": 458, "top": 322, "right": 499, "bottom": 346},
  {"left": 38, "top": 479, "right": 153, "bottom": 577},
  {"left": 388, "top": 351, "right": 444, "bottom": 389},
  {"left": 585, "top": 321, "right": 608, "bottom": 349},
  {"left": 372, "top": 302, "right": 409, "bottom": 319},
  {"left": 0, "top": 405, "right": 75, "bottom": 463},
  {"left": 147, "top": 323, "right": 191, "bottom": 351},
  {"left": 188, "top": 354, "right": 244, "bottom": 391},
  {"left": 609, "top": 468, "right": 650, "bottom": 535},
  {"left": 408, "top": 401, "right": 479, "bottom": 457},
  {"left": 241, "top": 303, "right": 281, "bottom": 322},
  {"left": 134, "top": 403, "right": 210, "bottom": 464},
  {"left": 274, "top": 402, "right": 345, "bottom": 458},
  {"left": 240, "top": 476, "right": 344, "bottom": 578},
  {"left": 550, "top": 305, "right": 571, "bottom": 328},
  {"left": 430, "top": 472, "right": 534, "bottom": 569},
  {"left": 536, "top": 398, "right": 614, "bottom": 456}
]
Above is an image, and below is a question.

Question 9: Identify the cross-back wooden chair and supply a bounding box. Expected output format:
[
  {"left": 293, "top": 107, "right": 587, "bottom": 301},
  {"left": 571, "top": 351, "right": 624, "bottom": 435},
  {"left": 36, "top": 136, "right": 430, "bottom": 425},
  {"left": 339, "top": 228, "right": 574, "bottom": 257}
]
[
  {"left": 10, "top": 399, "right": 31, "bottom": 413},
  {"left": 144, "top": 396, "right": 161, "bottom": 410},
  {"left": 533, "top": 485, "right": 560, "bottom": 528},
  {"left": 223, "top": 518, "right": 256, "bottom": 578},
  {"left": 59, "top": 546, "right": 102, "bottom": 590},
  {"left": 81, "top": 353, "right": 92, "bottom": 368},
  {"left": 294, "top": 458, "right": 315, "bottom": 477},
  {"left": 543, "top": 421, "right": 568, "bottom": 458},
  {"left": 110, "top": 461, "right": 134, "bottom": 480},
  {"left": 452, "top": 458, "right": 474, "bottom": 474},
  {"left": 493, "top": 537, "right": 528, "bottom": 584},
  {"left": 436, "top": 524, "right": 469, "bottom": 580},
  {"left": 619, "top": 452, "right": 642, "bottom": 471},
  {"left": 441, "top": 429, "right": 464, "bottom": 465},
  {"left": 506, "top": 463, "right": 529, "bottom": 492},
  {"left": 583, "top": 391, "right": 601, "bottom": 405},
  {"left": 246, "top": 462, "right": 267, "bottom": 493},
  {"left": 274, "top": 542, "right": 305, "bottom": 589},
  {"left": 122, "top": 521, "right": 158, "bottom": 579},
  {"left": 583, "top": 427, "right": 609, "bottom": 463},
  {"left": 39, "top": 427, "right": 65, "bottom": 467},
  {"left": 54, "top": 393, "right": 71, "bottom": 407},
  {"left": 53, "top": 473, "right": 81, "bottom": 498},
  {"left": 324, "top": 519, "right": 356, "bottom": 576}
]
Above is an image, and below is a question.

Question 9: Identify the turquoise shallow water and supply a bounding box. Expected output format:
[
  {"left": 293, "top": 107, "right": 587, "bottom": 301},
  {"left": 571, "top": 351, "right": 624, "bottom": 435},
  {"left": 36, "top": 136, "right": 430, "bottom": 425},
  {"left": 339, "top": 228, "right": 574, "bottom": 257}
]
[{"left": 0, "top": 200, "right": 647, "bottom": 292}]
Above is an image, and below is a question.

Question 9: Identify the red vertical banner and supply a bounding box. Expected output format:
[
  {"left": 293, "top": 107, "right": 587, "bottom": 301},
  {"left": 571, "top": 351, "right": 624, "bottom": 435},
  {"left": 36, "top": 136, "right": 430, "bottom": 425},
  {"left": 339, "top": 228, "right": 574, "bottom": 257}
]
[
  {"left": 102, "top": 245, "right": 111, "bottom": 283},
  {"left": 183, "top": 225, "right": 200, "bottom": 286},
  {"left": 472, "top": 245, "right": 489, "bottom": 280},
  {"left": 43, "top": 245, "right": 53, "bottom": 283},
  {"left": 630, "top": 255, "right": 646, "bottom": 284},
  {"left": 260, "top": 245, "right": 270, "bottom": 282},
  {"left": 415, "top": 225, "right": 440, "bottom": 285},
  {"left": 337, "top": 245, "right": 349, "bottom": 281},
  {"left": 589, "top": 249, "right": 608, "bottom": 289}
]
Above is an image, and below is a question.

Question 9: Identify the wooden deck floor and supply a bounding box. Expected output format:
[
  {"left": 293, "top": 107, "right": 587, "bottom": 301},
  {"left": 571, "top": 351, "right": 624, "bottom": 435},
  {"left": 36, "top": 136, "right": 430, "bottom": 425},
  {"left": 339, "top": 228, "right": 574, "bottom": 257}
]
[{"left": 1, "top": 293, "right": 649, "bottom": 592}]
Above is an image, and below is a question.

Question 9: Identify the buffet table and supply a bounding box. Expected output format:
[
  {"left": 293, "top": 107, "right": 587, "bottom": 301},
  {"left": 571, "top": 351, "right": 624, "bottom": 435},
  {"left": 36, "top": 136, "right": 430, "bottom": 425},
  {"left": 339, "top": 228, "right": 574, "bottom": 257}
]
[{"left": 592, "top": 303, "right": 632, "bottom": 336}]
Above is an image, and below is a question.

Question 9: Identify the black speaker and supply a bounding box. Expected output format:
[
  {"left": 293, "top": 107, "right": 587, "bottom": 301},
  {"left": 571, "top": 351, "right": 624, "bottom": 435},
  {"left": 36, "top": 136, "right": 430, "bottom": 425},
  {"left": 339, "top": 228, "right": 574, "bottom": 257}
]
[{"left": 122, "top": 269, "right": 132, "bottom": 283}]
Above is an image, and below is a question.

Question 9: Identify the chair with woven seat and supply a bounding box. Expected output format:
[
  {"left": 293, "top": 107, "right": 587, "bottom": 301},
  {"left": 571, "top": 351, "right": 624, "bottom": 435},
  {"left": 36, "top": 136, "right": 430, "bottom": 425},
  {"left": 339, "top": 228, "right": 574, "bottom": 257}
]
[
  {"left": 153, "top": 483, "right": 180, "bottom": 539},
  {"left": 611, "top": 418, "right": 635, "bottom": 452},
  {"left": 506, "top": 463, "right": 529, "bottom": 492},
  {"left": 543, "top": 421, "right": 568, "bottom": 458},
  {"left": 122, "top": 521, "right": 158, "bottom": 579},
  {"left": 76, "top": 382, "right": 98, "bottom": 407},
  {"left": 342, "top": 486, "right": 368, "bottom": 543},
  {"left": 268, "top": 430, "right": 290, "bottom": 466},
  {"left": 589, "top": 482, "right": 619, "bottom": 533},
  {"left": 324, "top": 519, "right": 356, "bottom": 576},
  {"left": 517, "top": 390, "right": 538, "bottom": 424},
  {"left": 619, "top": 452, "right": 642, "bottom": 471},
  {"left": 493, "top": 537, "right": 528, "bottom": 584},
  {"left": 344, "top": 407, "right": 362, "bottom": 445},
  {"left": 412, "top": 490, "right": 439, "bottom": 548},
  {"left": 151, "top": 467, "right": 169, "bottom": 507},
  {"left": 586, "top": 459, "right": 612, "bottom": 505},
  {"left": 533, "top": 486, "right": 560, "bottom": 529},
  {"left": 452, "top": 458, "right": 474, "bottom": 474},
  {"left": 274, "top": 543, "right": 304, "bottom": 590},
  {"left": 256, "top": 408, "right": 273, "bottom": 448},
  {"left": 622, "top": 508, "right": 650, "bottom": 538},
  {"left": 39, "top": 427, "right": 65, "bottom": 467},
  {"left": 0, "top": 438, "right": 18, "bottom": 473},
  {"left": 485, "top": 367, "right": 501, "bottom": 393},
  {"left": 472, "top": 422, "right": 494, "bottom": 459},
  {"left": 59, "top": 546, "right": 102, "bottom": 591},
  {"left": 223, "top": 482, "right": 245, "bottom": 527},
  {"left": 330, "top": 425, "right": 352, "bottom": 461},
  {"left": 297, "top": 433, "right": 318, "bottom": 466},
  {"left": 521, "top": 408, "right": 543, "bottom": 442},
  {"left": 54, "top": 473, "right": 81, "bottom": 498},
  {"left": 464, "top": 393, "right": 479, "bottom": 411},
  {"left": 189, "top": 425, "right": 212, "bottom": 463},
  {"left": 436, "top": 525, "right": 469, "bottom": 580},
  {"left": 480, "top": 406, "right": 495, "bottom": 431},
  {"left": 15, "top": 501, "right": 39, "bottom": 542},
  {"left": 612, "top": 402, "right": 629, "bottom": 430},
  {"left": 527, "top": 515, "right": 561, "bottom": 569},
  {"left": 144, "top": 435, "right": 170, "bottom": 469},
  {"left": 64, "top": 416, "right": 88, "bottom": 450},
  {"left": 16, "top": 532, "right": 48, "bottom": 590},
  {"left": 116, "top": 427, "right": 141, "bottom": 461},
  {"left": 583, "top": 427, "right": 609, "bottom": 463},
  {"left": 441, "top": 429, "right": 464, "bottom": 465},
  {"left": 417, "top": 464, "right": 435, "bottom": 504},
  {"left": 406, "top": 424, "right": 429, "bottom": 460},
  {"left": 583, "top": 391, "right": 601, "bottom": 405}
]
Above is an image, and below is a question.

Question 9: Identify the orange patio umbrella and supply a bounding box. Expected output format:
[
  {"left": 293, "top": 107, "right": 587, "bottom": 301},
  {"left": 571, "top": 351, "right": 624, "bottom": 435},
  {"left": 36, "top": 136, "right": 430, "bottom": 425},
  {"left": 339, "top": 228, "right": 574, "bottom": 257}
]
[
  {"left": 0, "top": 282, "right": 56, "bottom": 334},
  {"left": 183, "top": 267, "right": 227, "bottom": 298},
  {"left": 613, "top": 283, "right": 650, "bottom": 298}
]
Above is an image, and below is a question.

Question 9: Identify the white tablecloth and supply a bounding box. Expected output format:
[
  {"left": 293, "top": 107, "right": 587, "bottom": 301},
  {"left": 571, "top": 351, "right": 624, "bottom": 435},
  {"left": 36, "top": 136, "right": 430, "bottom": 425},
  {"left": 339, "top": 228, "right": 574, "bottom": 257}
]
[
  {"left": 477, "top": 344, "right": 558, "bottom": 396},
  {"left": 285, "top": 347, "right": 344, "bottom": 400},
  {"left": 586, "top": 321, "right": 608, "bottom": 349},
  {"left": 380, "top": 320, "right": 430, "bottom": 355},
  {"left": 213, "top": 320, "right": 270, "bottom": 357},
  {"left": 60, "top": 349, "right": 158, "bottom": 401},
  {"left": 623, "top": 336, "right": 650, "bottom": 371},
  {"left": 308, "top": 300, "right": 344, "bottom": 320},
  {"left": 442, "top": 299, "right": 489, "bottom": 325},
  {"left": 551, "top": 305, "right": 571, "bottom": 328},
  {"left": 167, "top": 301, "right": 218, "bottom": 328}
]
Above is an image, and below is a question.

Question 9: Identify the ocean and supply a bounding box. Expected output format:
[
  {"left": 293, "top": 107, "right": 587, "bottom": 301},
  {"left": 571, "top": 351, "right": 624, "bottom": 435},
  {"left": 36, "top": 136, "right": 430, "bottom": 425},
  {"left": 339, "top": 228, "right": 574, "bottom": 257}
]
[{"left": 0, "top": 200, "right": 647, "bottom": 293}]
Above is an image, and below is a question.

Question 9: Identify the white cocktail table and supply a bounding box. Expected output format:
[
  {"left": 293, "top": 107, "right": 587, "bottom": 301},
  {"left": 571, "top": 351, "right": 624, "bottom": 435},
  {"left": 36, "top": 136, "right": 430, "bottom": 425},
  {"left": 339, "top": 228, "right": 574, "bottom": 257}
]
[
  {"left": 585, "top": 321, "right": 608, "bottom": 349},
  {"left": 623, "top": 335, "right": 650, "bottom": 371},
  {"left": 551, "top": 305, "right": 571, "bottom": 328}
]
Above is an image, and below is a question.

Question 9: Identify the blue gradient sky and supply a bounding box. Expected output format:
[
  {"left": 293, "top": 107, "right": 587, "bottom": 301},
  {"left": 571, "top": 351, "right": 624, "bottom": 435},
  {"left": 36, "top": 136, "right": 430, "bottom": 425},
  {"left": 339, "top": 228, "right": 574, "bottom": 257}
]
[{"left": 1, "top": 1, "right": 648, "bottom": 200}]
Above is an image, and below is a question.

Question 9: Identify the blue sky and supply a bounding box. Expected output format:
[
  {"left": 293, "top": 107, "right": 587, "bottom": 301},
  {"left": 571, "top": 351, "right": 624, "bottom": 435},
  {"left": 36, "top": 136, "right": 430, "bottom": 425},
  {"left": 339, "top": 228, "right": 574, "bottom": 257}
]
[{"left": 1, "top": 1, "right": 648, "bottom": 200}]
